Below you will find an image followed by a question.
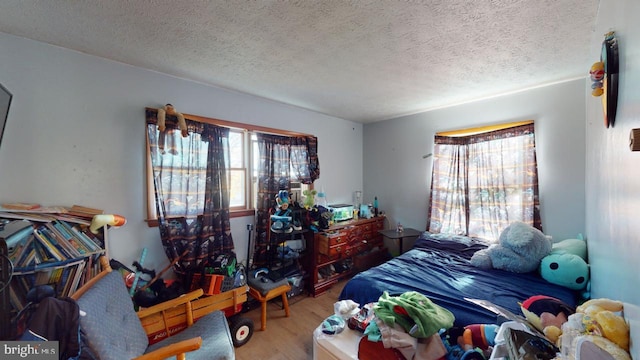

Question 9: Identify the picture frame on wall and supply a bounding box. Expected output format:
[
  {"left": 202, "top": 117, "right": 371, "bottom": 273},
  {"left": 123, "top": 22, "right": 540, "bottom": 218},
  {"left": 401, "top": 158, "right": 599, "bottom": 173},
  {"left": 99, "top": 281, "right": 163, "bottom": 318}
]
[{"left": 600, "top": 31, "right": 619, "bottom": 128}]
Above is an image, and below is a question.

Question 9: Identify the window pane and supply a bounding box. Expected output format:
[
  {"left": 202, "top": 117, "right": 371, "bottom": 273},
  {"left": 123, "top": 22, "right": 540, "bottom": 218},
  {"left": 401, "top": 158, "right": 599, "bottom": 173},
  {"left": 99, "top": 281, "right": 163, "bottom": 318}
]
[
  {"left": 229, "top": 130, "right": 243, "bottom": 168},
  {"left": 229, "top": 169, "right": 246, "bottom": 208},
  {"left": 251, "top": 136, "right": 259, "bottom": 179}
]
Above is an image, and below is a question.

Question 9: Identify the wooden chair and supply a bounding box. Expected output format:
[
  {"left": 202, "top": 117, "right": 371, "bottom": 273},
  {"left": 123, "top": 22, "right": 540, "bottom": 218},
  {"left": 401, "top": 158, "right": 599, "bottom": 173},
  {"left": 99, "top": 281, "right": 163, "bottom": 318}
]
[{"left": 71, "top": 257, "right": 235, "bottom": 360}]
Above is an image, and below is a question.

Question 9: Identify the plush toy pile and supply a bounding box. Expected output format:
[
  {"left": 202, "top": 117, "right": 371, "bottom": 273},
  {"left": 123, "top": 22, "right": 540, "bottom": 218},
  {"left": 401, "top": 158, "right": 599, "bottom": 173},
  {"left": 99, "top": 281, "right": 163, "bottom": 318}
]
[
  {"left": 561, "top": 298, "right": 631, "bottom": 360},
  {"left": 518, "top": 295, "right": 631, "bottom": 360}
]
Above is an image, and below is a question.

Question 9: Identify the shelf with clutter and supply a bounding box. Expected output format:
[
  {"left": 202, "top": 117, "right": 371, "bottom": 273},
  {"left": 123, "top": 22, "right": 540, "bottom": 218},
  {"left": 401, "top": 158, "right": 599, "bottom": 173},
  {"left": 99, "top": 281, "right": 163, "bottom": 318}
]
[
  {"left": 264, "top": 190, "right": 311, "bottom": 294},
  {"left": 0, "top": 203, "right": 126, "bottom": 340}
]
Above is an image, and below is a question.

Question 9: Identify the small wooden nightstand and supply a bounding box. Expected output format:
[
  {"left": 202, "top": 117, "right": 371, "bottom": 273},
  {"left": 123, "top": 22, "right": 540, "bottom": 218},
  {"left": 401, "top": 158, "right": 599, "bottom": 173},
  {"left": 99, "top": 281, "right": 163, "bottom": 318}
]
[{"left": 378, "top": 228, "right": 422, "bottom": 255}]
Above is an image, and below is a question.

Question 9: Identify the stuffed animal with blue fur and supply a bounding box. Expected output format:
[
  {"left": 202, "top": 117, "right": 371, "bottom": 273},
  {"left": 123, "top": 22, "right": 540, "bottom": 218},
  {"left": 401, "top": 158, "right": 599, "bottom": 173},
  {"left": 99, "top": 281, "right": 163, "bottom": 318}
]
[{"left": 470, "top": 221, "right": 552, "bottom": 273}]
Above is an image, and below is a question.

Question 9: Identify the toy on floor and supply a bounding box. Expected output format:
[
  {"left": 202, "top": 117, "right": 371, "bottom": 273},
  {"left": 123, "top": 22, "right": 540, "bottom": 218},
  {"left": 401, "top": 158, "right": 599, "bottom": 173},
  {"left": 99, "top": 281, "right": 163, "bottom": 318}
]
[
  {"left": 440, "top": 324, "right": 498, "bottom": 360},
  {"left": 519, "top": 295, "right": 575, "bottom": 344},
  {"left": 157, "top": 103, "right": 188, "bottom": 137},
  {"left": 561, "top": 298, "right": 630, "bottom": 360},
  {"left": 470, "top": 221, "right": 552, "bottom": 273},
  {"left": 576, "top": 298, "right": 629, "bottom": 352}
]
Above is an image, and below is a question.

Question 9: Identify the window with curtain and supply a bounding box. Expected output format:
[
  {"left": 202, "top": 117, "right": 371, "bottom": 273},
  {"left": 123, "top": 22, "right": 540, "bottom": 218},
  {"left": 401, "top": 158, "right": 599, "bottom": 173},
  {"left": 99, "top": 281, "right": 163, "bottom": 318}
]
[
  {"left": 427, "top": 122, "right": 541, "bottom": 242},
  {"left": 145, "top": 108, "right": 320, "bottom": 272},
  {"left": 252, "top": 133, "right": 319, "bottom": 268},
  {"left": 146, "top": 108, "right": 235, "bottom": 276}
]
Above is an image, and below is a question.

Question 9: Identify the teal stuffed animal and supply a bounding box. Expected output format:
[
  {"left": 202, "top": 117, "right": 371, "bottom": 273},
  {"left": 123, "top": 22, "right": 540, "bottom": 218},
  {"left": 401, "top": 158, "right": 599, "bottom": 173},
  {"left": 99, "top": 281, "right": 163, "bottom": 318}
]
[{"left": 540, "top": 236, "right": 589, "bottom": 290}]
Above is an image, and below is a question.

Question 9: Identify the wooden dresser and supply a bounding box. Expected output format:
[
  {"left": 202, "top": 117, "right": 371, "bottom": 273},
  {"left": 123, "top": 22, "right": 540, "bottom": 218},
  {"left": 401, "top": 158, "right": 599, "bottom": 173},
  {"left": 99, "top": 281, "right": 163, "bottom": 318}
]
[{"left": 308, "top": 216, "right": 389, "bottom": 296}]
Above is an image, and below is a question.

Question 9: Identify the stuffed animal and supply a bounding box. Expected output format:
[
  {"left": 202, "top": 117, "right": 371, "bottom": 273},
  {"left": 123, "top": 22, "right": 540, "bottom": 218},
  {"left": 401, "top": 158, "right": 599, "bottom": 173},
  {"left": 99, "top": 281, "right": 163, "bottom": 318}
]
[
  {"left": 90, "top": 214, "right": 127, "bottom": 234},
  {"left": 577, "top": 298, "right": 629, "bottom": 352},
  {"left": 302, "top": 189, "right": 317, "bottom": 209},
  {"left": 540, "top": 237, "right": 589, "bottom": 291},
  {"left": 441, "top": 324, "right": 498, "bottom": 360},
  {"left": 470, "top": 221, "right": 552, "bottom": 273},
  {"left": 274, "top": 190, "right": 291, "bottom": 216},
  {"left": 519, "top": 295, "right": 575, "bottom": 344},
  {"left": 157, "top": 103, "right": 188, "bottom": 137},
  {"left": 271, "top": 190, "right": 293, "bottom": 233},
  {"left": 561, "top": 298, "right": 630, "bottom": 360}
]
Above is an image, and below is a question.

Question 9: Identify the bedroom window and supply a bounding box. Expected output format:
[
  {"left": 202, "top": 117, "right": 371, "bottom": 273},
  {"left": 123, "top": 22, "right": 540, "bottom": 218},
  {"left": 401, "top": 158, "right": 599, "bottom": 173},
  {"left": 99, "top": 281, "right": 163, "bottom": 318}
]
[
  {"left": 145, "top": 108, "right": 318, "bottom": 225},
  {"left": 427, "top": 121, "right": 541, "bottom": 242}
]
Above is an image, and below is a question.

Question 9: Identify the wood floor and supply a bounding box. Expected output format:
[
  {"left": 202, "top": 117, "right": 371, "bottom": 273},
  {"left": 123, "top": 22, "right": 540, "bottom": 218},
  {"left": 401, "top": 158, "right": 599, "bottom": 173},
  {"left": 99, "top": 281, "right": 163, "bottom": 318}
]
[{"left": 234, "top": 279, "right": 348, "bottom": 360}]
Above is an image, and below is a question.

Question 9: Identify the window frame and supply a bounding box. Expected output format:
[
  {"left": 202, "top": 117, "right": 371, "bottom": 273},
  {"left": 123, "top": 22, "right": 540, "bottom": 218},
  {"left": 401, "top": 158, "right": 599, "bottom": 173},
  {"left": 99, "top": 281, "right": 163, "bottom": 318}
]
[
  {"left": 427, "top": 120, "right": 539, "bottom": 241},
  {"left": 145, "top": 108, "right": 314, "bottom": 226}
]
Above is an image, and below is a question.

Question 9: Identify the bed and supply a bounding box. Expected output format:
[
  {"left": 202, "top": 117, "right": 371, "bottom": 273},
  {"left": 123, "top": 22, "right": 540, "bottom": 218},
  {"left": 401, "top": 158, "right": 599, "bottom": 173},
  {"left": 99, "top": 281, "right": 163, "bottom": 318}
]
[{"left": 339, "top": 232, "right": 578, "bottom": 326}]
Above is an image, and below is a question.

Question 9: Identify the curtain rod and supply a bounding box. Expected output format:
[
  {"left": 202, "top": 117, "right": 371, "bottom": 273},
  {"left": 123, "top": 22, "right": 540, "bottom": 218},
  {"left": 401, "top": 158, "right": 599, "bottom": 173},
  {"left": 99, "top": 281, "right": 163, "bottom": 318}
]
[
  {"left": 436, "top": 120, "right": 533, "bottom": 137},
  {"left": 145, "top": 107, "right": 314, "bottom": 138}
]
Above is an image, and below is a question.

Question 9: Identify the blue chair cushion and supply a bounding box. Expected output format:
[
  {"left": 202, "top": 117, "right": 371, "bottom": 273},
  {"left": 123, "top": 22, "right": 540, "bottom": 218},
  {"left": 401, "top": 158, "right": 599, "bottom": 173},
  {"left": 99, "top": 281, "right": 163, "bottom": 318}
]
[
  {"left": 145, "top": 310, "right": 235, "bottom": 360},
  {"left": 75, "top": 271, "right": 148, "bottom": 360}
]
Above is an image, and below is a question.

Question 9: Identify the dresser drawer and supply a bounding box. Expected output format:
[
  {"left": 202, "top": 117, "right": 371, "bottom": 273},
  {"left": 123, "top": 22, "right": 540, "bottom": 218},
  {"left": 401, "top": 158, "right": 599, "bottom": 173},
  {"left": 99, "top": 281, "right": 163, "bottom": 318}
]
[{"left": 317, "top": 232, "right": 347, "bottom": 256}]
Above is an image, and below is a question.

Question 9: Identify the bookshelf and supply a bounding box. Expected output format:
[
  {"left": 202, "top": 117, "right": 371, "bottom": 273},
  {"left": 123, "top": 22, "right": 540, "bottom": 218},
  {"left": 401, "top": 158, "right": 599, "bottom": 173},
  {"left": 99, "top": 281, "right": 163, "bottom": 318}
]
[{"left": 0, "top": 209, "right": 109, "bottom": 319}]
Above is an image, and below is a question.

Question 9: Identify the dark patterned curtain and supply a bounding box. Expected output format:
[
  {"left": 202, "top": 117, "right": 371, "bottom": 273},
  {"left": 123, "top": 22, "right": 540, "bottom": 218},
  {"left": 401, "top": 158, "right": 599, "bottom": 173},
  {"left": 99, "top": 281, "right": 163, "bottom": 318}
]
[
  {"left": 146, "top": 109, "right": 234, "bottom": 278},
  {"left": 427, "top": 123, "right": 541, "bottom": 242},
  {"left": 252, "top": 133, "right": 320, "bottom": 268},
  {"left": 290, "top": 136, "right": 320, "bottom": 184}
]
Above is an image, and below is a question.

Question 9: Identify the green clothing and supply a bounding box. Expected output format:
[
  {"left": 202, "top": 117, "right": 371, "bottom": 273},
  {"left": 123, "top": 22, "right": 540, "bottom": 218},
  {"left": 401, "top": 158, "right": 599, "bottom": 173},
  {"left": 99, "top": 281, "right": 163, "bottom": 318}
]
[{"left": 374, "top": 291, "right": 454, "bottom": 338}]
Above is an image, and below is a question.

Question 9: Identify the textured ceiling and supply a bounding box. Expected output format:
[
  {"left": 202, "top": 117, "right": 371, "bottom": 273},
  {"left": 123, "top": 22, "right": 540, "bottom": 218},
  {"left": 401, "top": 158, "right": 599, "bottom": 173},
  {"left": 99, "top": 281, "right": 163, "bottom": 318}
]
[{"left": 0, "top": 1, "right": 599, "bottom": 123}]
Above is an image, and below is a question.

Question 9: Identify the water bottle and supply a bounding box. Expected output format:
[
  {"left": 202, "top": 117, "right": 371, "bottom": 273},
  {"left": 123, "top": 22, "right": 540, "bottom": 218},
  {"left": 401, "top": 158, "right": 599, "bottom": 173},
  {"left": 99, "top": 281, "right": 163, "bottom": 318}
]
[{"left": 373, "top": 197, "right": 378, "bottom": 217}]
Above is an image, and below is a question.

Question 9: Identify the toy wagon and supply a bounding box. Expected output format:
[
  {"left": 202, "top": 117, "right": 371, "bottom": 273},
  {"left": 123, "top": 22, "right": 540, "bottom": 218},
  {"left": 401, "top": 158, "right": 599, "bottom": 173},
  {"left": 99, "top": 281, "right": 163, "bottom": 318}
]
[{"left": 139, "top": 284, "right": 254, "bottom": 347}]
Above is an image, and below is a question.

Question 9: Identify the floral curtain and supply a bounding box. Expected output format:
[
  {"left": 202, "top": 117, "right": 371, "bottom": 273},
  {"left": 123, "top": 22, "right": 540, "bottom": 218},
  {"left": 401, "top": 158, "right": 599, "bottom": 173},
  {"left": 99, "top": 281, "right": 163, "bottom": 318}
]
[
  {"left": 427, "top": 123, "right": 541, "bottom": 242},
  {"left": 146, "top": 109, "right": 234, "bottom": 277},
  {"left": 252, "top": 133, "right": 319, "bottom": 268}
]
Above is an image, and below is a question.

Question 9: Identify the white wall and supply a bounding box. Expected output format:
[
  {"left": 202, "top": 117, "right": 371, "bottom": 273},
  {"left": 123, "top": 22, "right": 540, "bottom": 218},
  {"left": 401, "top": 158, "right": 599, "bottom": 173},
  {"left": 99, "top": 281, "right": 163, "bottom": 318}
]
[
  {"left": 586, "top": 1, "right": 640, "bottom": 357},
  {"left": 0, "top": 32, "right": 363, "bottom": 270},
  {"left": 363, "top": 79, "right": 587, "bottom": 251}
]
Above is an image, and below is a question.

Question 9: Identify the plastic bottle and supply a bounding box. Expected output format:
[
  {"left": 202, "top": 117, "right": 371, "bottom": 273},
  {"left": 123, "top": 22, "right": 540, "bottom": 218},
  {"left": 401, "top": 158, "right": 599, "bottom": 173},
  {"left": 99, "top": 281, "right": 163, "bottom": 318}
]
[
  {"left": 317, "top": 187, "right": 328, "bottom": 208},
  {"left": 373, "top": 196, "right": 379, "bottom": 217}
]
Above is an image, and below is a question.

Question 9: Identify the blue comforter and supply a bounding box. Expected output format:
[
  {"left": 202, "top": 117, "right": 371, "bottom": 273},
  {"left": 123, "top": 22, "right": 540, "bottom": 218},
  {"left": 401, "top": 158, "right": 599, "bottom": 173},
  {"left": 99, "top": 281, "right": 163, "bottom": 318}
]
[{"left": 339, "top": 232, "right": 577, "bottom": 326}]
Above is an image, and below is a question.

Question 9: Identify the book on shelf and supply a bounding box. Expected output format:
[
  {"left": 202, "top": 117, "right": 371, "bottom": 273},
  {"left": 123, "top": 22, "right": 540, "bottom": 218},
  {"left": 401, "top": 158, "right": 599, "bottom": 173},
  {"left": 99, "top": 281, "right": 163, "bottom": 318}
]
[
  {"left": 45, "top": 223, "right": 90, "bottom": 257},
  {"left": 1, "top": 202, "right": 41, "bottom": 211},
  {"left": 8, "top": 279, "right": 27, "bottom": 311},
  {"left": 58, "top": 220, "right": 102, "bottom": 253},
  {"left": 0, "top": 211, "right": 56, "bottom": 223},
  {"left": 32, "top": 228, "right": 66, "bottom": 262},
  {"left": 8, "top": 234, "right": 33, "bottom": 265},
  {"left": 65, "top": 204, "right": 103, "bottom": 220},
  {"left": 35, "top": 227, "right": 77, "bottom": 259},
  {"left": 1, "top": 207, "right": 109, "bottom": 311},
  {"left": 1, "top": 219, "right": 33, "bottom": 254}
]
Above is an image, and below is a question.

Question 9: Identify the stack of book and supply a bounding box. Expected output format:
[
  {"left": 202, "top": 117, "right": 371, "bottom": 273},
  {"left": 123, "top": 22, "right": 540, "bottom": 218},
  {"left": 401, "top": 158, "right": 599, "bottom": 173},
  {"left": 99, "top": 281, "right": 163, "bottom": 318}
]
[
  {"left": 1, "top": 207, "right": 106, "bottom": 312},
  {"left": 6, "top": 219, "right": 104, "bottom": 270}
]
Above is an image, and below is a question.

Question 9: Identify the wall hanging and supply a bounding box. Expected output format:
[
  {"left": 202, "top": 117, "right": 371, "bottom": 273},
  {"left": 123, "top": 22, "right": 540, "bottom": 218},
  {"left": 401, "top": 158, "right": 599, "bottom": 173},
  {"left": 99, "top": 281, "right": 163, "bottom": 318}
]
[{"left": 589, "top": 31, "right": 619, "bottom": 128}]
